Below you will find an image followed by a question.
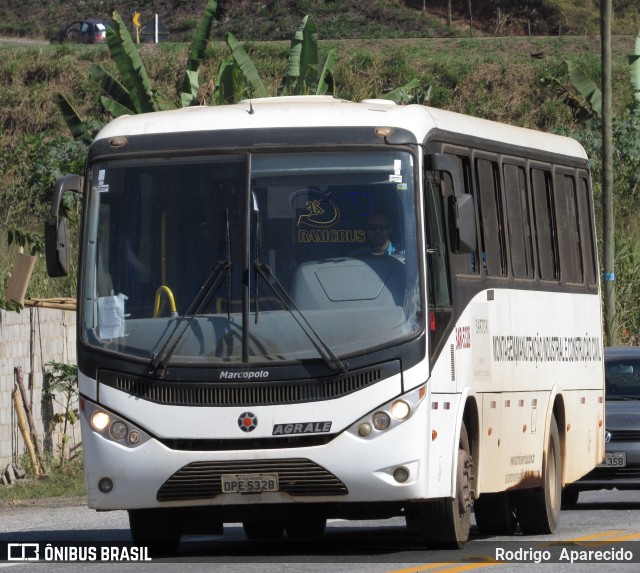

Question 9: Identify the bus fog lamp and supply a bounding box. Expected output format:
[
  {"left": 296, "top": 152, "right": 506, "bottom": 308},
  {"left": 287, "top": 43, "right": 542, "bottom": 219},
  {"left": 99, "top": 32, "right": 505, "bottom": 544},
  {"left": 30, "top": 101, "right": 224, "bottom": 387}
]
[
  {"left": 128, "top": 431, "right": 141, "bottom": 444},
  {"left": 372, "top": 411, "right": 391, "bottom": 430},
  {"left": 98, "top": 477, "right": 113, "bottom": 493},
  {"left": 91, "top": 411, "right": 110, "bottom": 431},
  {"left": 358, "top": 422, "right": 372, "bottom": 437},
  {"left": 109, "top": 421, "right": 128, "bottom": 440},
  {"left": 393, "top": 467, "right": 410, "bottom": 483},
  {"left": 391, "top": 400, "right": 410, "bottom": 420}
]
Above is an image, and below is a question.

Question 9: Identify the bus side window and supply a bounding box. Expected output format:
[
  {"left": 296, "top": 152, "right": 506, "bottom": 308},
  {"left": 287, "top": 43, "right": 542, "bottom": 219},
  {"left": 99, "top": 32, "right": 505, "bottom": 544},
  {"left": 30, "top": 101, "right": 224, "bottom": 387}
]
[
  {"left": 577, "top": 175, "right": 597, "bottom": 287},
  {"left": 554, "top": 172, "right": 583, "bottom": 284},
  {"left": 443, "top": 154, "right": 478, "bottom": 275},
  {"left": 503, "top": 163, "right": 534, "bottom": 278},
  {"left": 531, "top": 167, "right": 559, "bottom": 281},
  {"left": 475, "top": 157, "right": 506, "bottom": 277},
  {"left": 424, "top": 173, "right": 452, "bottom": 361}
]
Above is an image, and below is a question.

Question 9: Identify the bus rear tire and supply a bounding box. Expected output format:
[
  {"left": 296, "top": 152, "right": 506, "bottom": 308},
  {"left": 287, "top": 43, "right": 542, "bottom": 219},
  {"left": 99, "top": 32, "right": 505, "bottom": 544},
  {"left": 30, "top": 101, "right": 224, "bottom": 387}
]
[
  {"left": 514, "top": 415, "right": 561, "bottom": 534},
  {"left": 128, "top": 508, "right": 181, "bottom": 556},
  {"left": 561, "top": 486, "right": 580, "bottom": 507},
  {"left": 408, "top": 422, "right": 474, "bottom": 548},
  {"left": 473, "top": 492, "right": 517, "bottom": 535}
]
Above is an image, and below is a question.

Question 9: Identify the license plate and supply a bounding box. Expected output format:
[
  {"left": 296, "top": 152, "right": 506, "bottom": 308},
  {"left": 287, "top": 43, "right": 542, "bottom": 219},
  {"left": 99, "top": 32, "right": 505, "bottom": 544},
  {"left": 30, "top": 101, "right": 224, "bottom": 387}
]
[
  {"left": 598, "top": 452, "right": 627, "bottom": 467},
  {"left": 220, "top": 473, "right": 279, "bottom": 494}
]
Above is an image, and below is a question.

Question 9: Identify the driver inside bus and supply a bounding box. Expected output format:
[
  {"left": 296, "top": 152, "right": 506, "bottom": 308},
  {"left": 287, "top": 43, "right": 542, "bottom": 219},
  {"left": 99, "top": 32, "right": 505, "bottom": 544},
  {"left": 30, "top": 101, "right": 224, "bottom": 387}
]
[{"left": 353, "top": 211, "right": 404, "bottom": 258}]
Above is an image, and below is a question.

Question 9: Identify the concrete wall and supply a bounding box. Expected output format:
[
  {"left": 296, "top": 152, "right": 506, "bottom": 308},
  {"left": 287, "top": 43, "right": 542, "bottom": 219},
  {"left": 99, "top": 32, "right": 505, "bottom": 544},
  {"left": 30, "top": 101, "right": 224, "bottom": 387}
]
[{"left": 0, "top": 306, "right": 78, "bottom": 472}]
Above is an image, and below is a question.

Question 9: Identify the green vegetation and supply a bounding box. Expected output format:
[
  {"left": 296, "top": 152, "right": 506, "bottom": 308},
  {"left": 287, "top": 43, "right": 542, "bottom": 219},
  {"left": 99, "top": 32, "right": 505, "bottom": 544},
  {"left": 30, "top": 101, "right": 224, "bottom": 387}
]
[
  {"left": 0, "top": 456, "right": 85, "bottom": 503},
  {"left": 2, "top": 27, "right": 639, "bottom": 332}
]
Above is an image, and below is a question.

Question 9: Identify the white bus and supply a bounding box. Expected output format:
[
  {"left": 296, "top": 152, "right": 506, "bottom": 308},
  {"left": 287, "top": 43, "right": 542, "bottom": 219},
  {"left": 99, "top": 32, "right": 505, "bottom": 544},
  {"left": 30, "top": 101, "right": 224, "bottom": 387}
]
[{"left": 46, "top": 96, "right": 604, "bottom": 552}]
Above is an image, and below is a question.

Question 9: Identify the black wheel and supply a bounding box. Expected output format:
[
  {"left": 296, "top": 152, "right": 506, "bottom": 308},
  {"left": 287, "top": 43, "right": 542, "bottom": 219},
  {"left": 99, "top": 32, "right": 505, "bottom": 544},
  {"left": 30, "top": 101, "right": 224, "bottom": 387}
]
[
  {"left": 285, "top": 516, "right": 327, "bottom": 539},
  {"left": 514, "top": 415, "right": 562, "bottom": 534},
  {"left": 128, "top": 508, "right": 181, "bottom": 556},
  {"left": 242, "top": 519, "right": 285, "bottom": 540},
  {"left": 406, "top": 422, "right": 475, "bottom": 548},
  {"left": 474, "top": 491, "right": 517, "bottom": 535},
  {"left": 561, "top": 486, "right": 580, "bottom": 507}
]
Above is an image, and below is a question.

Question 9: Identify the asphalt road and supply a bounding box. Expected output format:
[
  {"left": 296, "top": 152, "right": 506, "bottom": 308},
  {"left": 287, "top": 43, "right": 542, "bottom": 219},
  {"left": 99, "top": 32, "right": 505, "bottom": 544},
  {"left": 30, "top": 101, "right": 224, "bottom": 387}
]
[{"left": 1, "top": 489, "right": 640, "bottom": 572}]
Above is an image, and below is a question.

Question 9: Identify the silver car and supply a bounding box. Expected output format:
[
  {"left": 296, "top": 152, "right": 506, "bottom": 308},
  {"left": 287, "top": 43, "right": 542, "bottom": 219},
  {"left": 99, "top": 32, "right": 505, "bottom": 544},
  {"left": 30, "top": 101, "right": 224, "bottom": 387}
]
[{"left": 562, "top": 346, "right": 640, "bottom": 505}]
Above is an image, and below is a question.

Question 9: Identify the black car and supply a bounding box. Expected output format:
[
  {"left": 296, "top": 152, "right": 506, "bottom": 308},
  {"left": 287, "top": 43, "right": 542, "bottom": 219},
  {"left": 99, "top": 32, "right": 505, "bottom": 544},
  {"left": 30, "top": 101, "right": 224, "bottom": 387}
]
[
  {"left": 562, "top": 346, "right": 640, "bottom": 505},
  {"left": 50, "top": 19, "right": 113, "bottom": 44}
]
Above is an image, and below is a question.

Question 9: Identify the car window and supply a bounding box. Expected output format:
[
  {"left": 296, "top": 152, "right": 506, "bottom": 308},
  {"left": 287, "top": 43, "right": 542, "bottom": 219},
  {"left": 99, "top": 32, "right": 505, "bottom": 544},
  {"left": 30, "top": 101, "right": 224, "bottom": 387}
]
[{"left": 605, "top": 358, "right": 640, "bottom": 397}]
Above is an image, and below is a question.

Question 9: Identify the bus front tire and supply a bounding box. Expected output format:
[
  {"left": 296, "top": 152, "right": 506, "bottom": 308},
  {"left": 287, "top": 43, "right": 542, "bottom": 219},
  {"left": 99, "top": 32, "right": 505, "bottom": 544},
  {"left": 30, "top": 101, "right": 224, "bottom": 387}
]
[
  {"left": 285, "top": 517, "right": 327, "bottom": 540},
  {"left": 242, "top": 519, "right": 285, "bottom": 540},
  {"left": 407, "top": 422, "right": 475, "bottom": 548},
  {"left": 128, "top": 508, "right": 181, "bottom": 556},
  {"left": 514, "top": 415, "right": 562, "bottom": 534}
]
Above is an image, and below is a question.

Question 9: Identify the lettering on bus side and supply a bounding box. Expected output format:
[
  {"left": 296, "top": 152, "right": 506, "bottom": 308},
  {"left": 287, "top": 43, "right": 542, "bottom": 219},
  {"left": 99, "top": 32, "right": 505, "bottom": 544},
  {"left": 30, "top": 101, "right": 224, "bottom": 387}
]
[
  {"left": 456, "top": 326, "right": 471, "bottom": 350},
  {"left": 272, "top": 422, "right": 332, "bottom": 435}
]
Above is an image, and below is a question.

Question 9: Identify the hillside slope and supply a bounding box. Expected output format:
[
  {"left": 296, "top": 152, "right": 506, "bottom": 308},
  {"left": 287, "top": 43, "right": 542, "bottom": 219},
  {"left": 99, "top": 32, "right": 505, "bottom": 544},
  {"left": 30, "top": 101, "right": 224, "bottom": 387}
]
[{"left": 0, "top": 0, "right": 637, "bottom": 40}]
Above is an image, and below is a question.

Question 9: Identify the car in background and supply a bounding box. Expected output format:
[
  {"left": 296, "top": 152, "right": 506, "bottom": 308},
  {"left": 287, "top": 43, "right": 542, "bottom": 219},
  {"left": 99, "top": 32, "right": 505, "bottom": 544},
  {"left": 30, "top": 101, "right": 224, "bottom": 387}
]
[
  {"left": 50, "top": 19, "right": 113, "bottom": 44},
  {"left": 562, "top": 346, "right": 640, "bottom": 506}
]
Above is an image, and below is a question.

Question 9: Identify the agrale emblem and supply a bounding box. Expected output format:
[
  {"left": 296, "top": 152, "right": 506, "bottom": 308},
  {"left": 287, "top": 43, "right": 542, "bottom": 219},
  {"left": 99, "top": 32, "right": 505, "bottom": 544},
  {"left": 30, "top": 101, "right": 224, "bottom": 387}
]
[{"left": 238, "top": 412, "right": 258, "bottom": 432}]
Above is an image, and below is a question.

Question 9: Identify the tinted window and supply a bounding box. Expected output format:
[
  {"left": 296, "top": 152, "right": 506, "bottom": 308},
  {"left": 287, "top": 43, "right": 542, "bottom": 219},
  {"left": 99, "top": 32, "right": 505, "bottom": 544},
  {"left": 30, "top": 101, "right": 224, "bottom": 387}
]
[
  {"left": 503, "top": 163, "right": 534, "bottom": 278},
  {"left": 476, "top": 158, "right": 505, "bottom": 276},
  {"left": 555, "top": 173, "right": 583, "bottom": 283},
  {"left": 577, "top": 177, "right": 597, "bottom": 286},
  {"left": 531, "top": 168, "right": 558, "bottom": 280}
]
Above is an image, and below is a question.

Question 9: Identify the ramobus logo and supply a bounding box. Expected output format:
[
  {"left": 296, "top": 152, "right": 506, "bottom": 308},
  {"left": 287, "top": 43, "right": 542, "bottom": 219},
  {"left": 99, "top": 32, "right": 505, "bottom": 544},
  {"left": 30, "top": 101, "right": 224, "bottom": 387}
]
[{"left": 219, "top": 370, "right": 269, "bottom": 380}]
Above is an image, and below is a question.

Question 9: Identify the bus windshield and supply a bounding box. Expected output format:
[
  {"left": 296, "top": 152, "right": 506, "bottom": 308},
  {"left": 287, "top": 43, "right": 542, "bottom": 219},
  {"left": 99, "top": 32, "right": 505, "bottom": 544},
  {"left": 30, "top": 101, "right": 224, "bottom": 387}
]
[{"left": 81, "top": 150, "right": 421, "bottom": 366}]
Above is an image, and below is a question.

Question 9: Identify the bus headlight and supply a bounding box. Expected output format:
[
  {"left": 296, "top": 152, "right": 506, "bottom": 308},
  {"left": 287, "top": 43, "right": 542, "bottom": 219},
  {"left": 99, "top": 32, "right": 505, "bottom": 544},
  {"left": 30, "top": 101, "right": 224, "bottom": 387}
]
[
  {"left": 91, "top": 411, "right": 110, "bottom": 431},
  {"left": 391, "top": 400, "right": 410, "bottom": 420},
  {"left": 349, "top": 386, "right": 426, "bottom": 440},
  {"left": 109, "top": 421, "right": 128, "bottom": 440},
  {"left": 372, "top": 411, "right": 391, "bottom": 430},
  {"left": 81, "top": 399, "right": 150, "bottom": 449}
]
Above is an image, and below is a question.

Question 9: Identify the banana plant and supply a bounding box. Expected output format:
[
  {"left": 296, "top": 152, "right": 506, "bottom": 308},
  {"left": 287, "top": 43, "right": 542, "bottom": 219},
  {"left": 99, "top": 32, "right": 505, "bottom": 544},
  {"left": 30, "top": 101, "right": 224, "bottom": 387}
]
[
  {"left": 103, "top": 11, "right": 162, "bottom": 114},
  {"left": 181, "top": 0, "right": 219, "bottom": 107},
  {"left": 280, "top": 15, "right": 337, "bottom": 96},
  {"left": 565, "top": 30, "right": 640, "bottom": 117}
]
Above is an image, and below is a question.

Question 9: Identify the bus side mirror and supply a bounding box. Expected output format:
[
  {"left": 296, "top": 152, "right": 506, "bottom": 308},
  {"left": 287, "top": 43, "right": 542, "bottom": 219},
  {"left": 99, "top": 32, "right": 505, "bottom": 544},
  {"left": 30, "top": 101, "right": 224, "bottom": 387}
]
[
  {"left": 45, "top": 174, "right": 83, "bottom": 278},
  {"left": 425, "top": 153, "right": 477, "bottom": 254}
]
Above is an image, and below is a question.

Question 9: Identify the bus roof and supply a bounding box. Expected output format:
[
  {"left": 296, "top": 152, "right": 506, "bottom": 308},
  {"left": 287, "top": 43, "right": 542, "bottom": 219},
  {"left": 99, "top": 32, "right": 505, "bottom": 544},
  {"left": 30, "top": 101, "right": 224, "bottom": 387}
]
[{"left": 94, "top": 96, "right": 588, "bottom": 160}]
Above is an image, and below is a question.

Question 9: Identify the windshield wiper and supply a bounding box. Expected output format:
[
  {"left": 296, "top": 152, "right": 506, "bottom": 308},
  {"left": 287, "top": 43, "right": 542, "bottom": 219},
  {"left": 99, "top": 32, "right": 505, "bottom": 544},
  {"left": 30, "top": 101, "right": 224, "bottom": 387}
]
[
  {"left": 147, "top": 259, "right": 231, "bottom": 378},
  {"left": 148, "top": 211, "right": 233, "bottom": 378},
  {"left": 254, "top": 261, "right": 348, "bottom": 373}
]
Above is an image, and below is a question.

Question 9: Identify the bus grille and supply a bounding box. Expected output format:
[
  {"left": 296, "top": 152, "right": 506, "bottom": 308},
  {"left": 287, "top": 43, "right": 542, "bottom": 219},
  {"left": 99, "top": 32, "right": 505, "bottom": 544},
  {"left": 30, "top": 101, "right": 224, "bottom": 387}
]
[
  {"left": 99, "top": 361, "right": 397, "bottom": 407},
  {"left": 156, "top": 458, "right": 348, "bottom": 502}
]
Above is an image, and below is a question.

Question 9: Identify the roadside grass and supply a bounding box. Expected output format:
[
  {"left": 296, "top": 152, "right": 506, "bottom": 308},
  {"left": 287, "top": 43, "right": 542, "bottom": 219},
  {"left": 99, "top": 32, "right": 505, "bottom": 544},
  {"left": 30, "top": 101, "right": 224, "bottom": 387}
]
[{"left": 0, "top": 456, "right": 85, "bottom": 504}]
